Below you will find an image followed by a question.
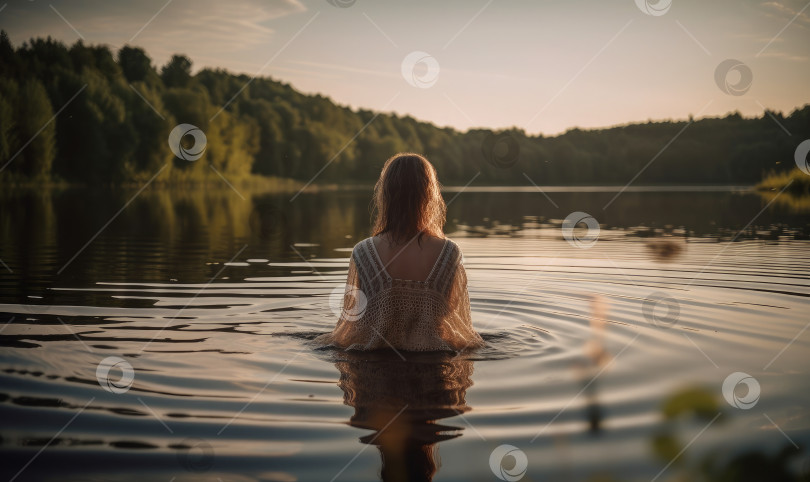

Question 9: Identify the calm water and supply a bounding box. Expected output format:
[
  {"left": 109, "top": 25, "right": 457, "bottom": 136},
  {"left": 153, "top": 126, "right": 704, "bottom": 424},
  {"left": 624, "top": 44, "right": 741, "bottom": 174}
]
[{"left": 1, "top": 187, "right": 809, "bottom": 481}]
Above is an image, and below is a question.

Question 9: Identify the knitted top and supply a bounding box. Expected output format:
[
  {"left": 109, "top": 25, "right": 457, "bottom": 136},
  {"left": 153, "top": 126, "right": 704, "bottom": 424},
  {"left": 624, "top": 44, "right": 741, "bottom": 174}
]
[{"left": 316, "top": 237, "right": 485, "bottom": 352}]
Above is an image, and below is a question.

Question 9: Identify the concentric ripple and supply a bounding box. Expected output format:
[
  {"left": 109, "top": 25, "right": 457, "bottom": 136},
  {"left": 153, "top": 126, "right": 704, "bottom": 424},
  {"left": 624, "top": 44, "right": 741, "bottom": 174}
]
[{"left": 1, "top": 236, "right": 809, "bottom": 481}]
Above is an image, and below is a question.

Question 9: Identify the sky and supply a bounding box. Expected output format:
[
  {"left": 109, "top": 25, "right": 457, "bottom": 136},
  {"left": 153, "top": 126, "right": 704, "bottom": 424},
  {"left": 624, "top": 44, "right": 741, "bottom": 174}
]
[{"left": 1, "top": 0, "right": 809, "bottom": 135}]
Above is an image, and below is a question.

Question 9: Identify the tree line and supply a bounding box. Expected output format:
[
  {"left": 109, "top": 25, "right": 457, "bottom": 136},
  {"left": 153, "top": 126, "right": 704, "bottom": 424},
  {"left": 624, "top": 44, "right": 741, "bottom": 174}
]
[{"left": 1, "top": 31, "right": 808, "bottom": 186}]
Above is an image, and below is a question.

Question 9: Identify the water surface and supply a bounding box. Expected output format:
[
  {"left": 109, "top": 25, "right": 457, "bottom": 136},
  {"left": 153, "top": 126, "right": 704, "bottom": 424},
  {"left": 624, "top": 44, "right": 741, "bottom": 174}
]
[{"left": 1, "top": 187, "right": 809, "bottom": 481}]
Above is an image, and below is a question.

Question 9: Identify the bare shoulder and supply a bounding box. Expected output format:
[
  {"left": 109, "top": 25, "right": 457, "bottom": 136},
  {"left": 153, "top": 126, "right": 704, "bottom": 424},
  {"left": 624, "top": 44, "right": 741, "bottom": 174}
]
[
  {"left": 422, "top": 234, "right": 448, "bottom": 248},
  {"left": 424, "top": 235, "right": 462, "bottom": 266}
]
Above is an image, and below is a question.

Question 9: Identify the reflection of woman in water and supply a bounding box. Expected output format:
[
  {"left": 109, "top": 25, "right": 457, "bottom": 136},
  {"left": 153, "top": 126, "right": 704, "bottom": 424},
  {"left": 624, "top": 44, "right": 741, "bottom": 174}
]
[
  {"left": 334, "top": 350, "right": 474, "bottom": 481},
  {"left": 316, "top": 152, "right": 484, "bottom": 351}
]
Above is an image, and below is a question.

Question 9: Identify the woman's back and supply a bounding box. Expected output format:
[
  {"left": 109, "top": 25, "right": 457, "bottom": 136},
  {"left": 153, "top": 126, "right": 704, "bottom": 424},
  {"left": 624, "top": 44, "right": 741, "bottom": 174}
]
[
  {"left": 317, "top": 236, "right": 484, "bottom": 352},
  {"left": 371, "top": 234, "right": 446, "bottom": 282}
]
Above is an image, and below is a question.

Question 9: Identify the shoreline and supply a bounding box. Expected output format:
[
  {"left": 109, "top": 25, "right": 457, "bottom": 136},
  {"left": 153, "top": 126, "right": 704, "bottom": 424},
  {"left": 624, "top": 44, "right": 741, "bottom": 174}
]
[{"left": 0, "top": 179, "right": 756, "bottom": 193}]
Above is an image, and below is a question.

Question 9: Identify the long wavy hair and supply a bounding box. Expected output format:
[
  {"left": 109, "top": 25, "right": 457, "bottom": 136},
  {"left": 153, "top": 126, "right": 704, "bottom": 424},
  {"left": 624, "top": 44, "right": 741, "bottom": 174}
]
[{"left": 372, "top": 153, "right": 446, "bottom": 246}]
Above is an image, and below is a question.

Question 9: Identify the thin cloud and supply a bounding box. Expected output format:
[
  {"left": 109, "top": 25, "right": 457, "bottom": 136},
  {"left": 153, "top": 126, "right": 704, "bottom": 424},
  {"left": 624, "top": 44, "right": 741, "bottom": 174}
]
[
  {"left": 760, "top": 1, "right": 810, "bottom": 28},
  {"left": 287, "top": 59, "right": 401, "bottom": 79},
  {"left": 758, "top": 50, "right": 809, "bottom": 61},
  {"left": 3, "top": 0, "right": 307, "bottom": 68}
]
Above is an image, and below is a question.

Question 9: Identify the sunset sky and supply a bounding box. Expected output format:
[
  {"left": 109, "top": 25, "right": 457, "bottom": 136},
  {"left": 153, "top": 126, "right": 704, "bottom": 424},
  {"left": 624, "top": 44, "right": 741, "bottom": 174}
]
[{"left": 2, "top": 0, "right": 809, "bottom": 135}]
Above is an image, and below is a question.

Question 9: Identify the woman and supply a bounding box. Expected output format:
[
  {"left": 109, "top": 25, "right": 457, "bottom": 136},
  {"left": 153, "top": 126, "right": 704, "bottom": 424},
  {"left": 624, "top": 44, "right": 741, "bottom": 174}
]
[{"left": 316, "top": 153, "right": 484, "bottom": 352}]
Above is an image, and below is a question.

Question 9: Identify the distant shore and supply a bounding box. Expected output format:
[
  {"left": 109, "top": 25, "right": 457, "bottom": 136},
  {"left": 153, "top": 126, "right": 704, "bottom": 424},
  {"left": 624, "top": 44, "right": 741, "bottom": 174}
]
[{"left": 0, "top": 177, "right": 757, "bottom": 193}]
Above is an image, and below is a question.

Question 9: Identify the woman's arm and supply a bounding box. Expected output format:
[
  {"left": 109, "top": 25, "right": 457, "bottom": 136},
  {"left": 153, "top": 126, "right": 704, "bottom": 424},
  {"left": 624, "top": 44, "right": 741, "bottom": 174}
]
[{"left": 443, "top": 252, "right": 485, "bottom": 350}]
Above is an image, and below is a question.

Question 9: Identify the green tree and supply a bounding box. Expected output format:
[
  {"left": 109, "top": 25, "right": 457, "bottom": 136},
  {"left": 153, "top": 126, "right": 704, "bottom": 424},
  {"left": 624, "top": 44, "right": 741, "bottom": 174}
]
[
  {"left": 14, "top": 80, "right": 56, "bottom": 178},
  {"left": 2, "top": 32, "right": 810, "bottom": 186},
  {"left": 118, "top": 46, "right": 161, "bottom": 88},
  {"left": 0, "top": 79, "right": 19, "bottom": 166},
  {"left": 161, "top": 55, "right": 193, "bottom": 89}
]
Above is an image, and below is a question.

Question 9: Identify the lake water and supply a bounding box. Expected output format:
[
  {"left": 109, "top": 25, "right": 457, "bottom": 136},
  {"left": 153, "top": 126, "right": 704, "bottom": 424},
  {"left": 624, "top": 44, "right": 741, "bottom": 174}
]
[{"left": 1, "top": 186, "right": 809, "bottom": 481}]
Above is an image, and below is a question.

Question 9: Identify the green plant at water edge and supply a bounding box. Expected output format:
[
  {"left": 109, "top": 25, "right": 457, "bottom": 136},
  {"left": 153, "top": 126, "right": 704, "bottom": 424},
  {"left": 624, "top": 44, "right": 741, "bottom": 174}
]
[
  {"left": 756, "top": 168, "right": 810, "bottom": 212},
  {"left": 650, "top": 386, "right": 806, "bottom": 482}
]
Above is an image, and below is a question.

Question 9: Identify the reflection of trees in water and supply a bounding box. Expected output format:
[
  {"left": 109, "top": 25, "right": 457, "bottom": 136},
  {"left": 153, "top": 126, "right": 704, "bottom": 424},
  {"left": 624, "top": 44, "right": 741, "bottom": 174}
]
[
  {"left": 0, "top": 188, "right": 375, "bottom": 301},
  {"left": 335, "top": 351, "right": 474, "bottom": 482},
  {"left": 447, "top": 190, "right": 810, "bottom": 240},
  {"left": 0, "top": 189, "right": 56, "bottom": 301},
  {"left": 758, "top": 189, "right": 810, "bottom": 216},
  {"left": 3, "top": 187, "right": 810, "bottom": 303}
]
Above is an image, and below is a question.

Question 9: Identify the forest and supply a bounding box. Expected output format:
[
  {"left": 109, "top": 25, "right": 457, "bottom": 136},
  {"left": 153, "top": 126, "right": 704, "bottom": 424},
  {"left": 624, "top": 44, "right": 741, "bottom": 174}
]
[{"left": 1, "top": 31, "right": 808, "bottom": 186}]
